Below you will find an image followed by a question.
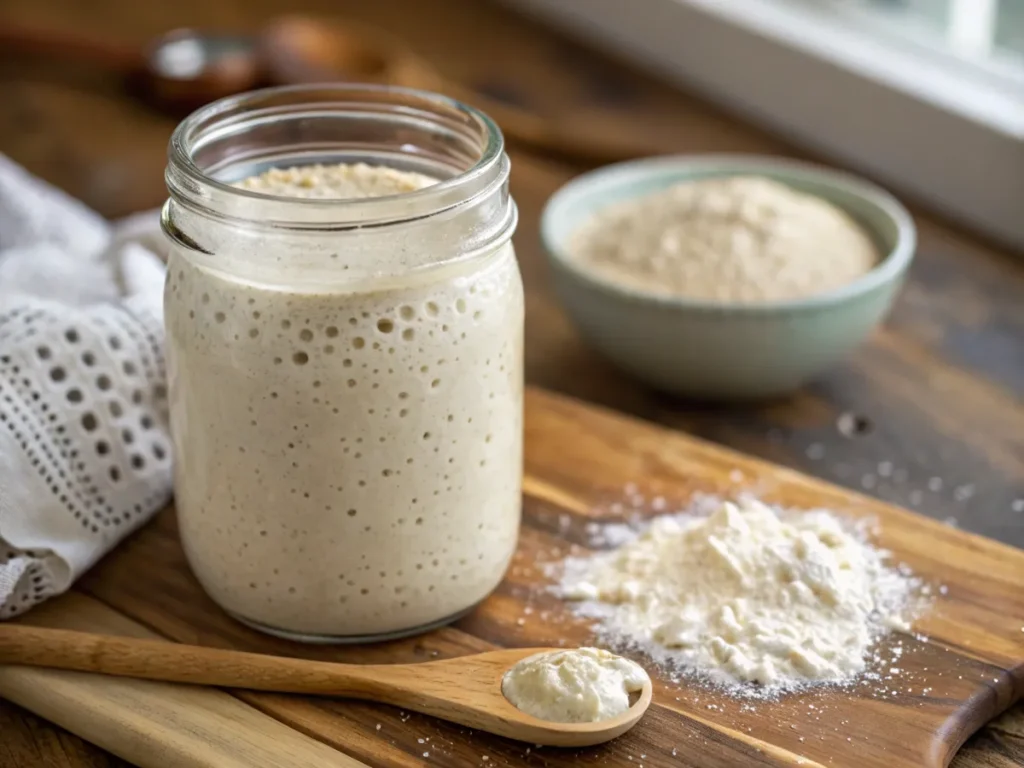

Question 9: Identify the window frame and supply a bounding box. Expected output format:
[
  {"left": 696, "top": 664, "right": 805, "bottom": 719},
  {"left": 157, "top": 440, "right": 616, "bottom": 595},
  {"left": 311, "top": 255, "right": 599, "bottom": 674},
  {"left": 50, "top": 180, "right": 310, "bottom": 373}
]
[{"left": 505, "top": 0, "right": 1024, "bottom": 250}]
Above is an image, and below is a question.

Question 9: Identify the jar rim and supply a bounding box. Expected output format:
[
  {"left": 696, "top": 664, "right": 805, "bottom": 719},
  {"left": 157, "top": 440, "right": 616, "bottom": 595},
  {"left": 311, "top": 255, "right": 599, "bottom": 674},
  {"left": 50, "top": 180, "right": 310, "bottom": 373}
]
[{"left": 165, "top": 83, "right": 508, "bottom": 229}]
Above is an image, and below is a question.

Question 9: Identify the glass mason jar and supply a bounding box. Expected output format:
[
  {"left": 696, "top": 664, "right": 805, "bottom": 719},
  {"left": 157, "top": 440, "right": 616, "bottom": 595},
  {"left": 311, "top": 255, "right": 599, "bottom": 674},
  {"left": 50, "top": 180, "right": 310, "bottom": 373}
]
[{"left": 162, "top": 85, "right": 522, "bottom": 643}]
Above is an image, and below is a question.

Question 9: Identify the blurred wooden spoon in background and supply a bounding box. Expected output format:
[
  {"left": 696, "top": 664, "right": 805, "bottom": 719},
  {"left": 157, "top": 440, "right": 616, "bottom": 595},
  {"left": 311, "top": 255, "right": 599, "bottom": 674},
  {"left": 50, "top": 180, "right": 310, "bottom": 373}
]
[{"left": 0, "top": 15, "right": 648, "bottom": 163}]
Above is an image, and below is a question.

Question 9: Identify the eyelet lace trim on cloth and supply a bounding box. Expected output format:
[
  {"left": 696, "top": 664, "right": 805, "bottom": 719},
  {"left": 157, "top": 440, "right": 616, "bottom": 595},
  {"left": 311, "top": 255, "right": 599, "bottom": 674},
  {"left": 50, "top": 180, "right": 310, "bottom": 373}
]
[{"left": 0, "top": 296, "right": 171, "bottom": 617}]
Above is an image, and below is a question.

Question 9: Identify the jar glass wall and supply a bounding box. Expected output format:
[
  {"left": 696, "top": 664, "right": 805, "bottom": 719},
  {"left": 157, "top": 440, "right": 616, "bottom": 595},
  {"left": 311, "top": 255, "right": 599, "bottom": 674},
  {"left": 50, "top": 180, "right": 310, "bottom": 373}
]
[{"left": 163, "top": 85, "right": 522, "bottom": 643}]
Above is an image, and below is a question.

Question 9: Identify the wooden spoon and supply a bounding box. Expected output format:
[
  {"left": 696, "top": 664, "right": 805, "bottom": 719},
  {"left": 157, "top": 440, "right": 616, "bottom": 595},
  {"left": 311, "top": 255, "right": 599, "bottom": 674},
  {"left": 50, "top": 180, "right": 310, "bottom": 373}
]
[
  {"left": 0, "top": 22, "right": 261, "bottom": 112},
  {"left": 0, "top": 624, "right": 652, "bottom": 747},
  {"left": 0, "top": 17, "right": 648, "bottom": 162},
  {"left": 259, "top": 15, "right": 650, "bottom": 164}
]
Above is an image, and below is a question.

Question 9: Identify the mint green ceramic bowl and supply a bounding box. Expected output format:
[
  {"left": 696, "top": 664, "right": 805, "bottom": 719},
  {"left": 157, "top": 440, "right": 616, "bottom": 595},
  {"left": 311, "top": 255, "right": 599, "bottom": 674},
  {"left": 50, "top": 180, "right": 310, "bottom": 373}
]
[{"left": 541, "top": 155, "right": 916, "bottom": 400}]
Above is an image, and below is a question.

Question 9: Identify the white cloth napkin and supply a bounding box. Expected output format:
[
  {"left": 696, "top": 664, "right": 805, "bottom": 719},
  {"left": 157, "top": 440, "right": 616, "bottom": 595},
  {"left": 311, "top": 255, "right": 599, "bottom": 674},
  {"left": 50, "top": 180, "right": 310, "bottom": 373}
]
[{"left": 0, "top": 154, "right": 171, "bottom": 619}]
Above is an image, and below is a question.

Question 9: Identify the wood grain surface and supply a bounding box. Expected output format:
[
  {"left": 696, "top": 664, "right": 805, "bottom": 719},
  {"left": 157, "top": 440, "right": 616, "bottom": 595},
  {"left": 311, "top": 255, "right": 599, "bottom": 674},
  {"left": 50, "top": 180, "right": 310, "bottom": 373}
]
[
  {"left": 0, "top": 595, "right": 364, "bottom": 768},
  {"left": 2, "top": 388, "right": 1022, "bottom": 767},
  {"left": 0, "top": 0, "right": 1022, "bottom": 764}
]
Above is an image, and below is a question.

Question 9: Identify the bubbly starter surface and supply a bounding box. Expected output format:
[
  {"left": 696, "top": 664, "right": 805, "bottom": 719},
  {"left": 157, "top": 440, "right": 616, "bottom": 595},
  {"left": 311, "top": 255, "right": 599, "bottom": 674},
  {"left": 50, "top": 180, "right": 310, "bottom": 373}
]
[{"left": 165, "top": 164, "right": 524, "bottom": 638}]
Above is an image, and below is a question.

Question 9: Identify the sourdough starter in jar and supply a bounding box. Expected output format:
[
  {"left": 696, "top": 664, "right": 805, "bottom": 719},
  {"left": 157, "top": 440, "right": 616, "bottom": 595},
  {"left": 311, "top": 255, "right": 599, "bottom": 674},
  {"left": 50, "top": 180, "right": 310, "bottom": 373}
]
[{"left": 165, "top": 163, "right": 523, "bottom": 640}]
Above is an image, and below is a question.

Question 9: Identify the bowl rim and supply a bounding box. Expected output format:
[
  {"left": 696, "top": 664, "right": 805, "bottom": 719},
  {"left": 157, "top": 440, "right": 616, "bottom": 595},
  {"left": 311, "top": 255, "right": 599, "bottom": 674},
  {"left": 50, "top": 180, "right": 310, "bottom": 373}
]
[{"left": 540, "top": 154, "right": 917, "bottom": 314}]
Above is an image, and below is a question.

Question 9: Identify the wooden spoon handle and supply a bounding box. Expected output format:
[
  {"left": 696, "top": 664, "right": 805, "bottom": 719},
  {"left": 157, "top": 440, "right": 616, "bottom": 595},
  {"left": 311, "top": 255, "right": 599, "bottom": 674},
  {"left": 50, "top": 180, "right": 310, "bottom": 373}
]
[
  {"left": 0, "top": 23, "right": 144, "bottom": 74},
  {"left": 0, "top": 624, "right": 380, "bottom": 696},
  {"left": 259, "top": 15, "right": 648, "bottom": 166},
  {"left": 439, "top": 80, "right": 646, "bottom": 165}
]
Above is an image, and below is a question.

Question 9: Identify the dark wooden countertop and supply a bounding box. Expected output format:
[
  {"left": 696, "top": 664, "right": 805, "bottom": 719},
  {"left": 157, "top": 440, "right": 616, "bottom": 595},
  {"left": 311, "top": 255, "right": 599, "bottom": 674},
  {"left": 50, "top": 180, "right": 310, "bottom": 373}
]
[{"left": 0, "top": 0, "right": 1021, "bottom": 764}]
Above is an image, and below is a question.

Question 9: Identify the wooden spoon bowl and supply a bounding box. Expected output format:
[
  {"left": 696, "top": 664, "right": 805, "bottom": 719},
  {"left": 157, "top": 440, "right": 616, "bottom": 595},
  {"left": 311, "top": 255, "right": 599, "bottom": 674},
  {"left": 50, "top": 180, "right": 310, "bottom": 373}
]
[
  {"left": 0, "top": 625, "right": 652, "bottom": 747},
  {"left": 259, "top": 16, "right": 439, "bottom": 90}
]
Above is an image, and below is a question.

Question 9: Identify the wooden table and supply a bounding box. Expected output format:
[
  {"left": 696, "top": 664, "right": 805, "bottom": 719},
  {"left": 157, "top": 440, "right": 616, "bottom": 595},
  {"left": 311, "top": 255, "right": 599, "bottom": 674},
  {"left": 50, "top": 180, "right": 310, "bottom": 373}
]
[{"left": 0, "top": 0, "right": 1021, "bottom": 765}]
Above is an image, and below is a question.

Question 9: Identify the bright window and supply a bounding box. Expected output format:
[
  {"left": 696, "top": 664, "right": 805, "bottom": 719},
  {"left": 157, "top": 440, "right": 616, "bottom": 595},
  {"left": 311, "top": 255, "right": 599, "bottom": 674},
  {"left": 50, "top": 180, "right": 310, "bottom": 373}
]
[
  {"left": 843, "top": 0, "right": 1024, "bottom": 64},
  {"left": 505, "top": 0, "right": 1024, "bottom": 249},
  {"left": 826, "top": 0, "right": 1024, "bottom": 79}
]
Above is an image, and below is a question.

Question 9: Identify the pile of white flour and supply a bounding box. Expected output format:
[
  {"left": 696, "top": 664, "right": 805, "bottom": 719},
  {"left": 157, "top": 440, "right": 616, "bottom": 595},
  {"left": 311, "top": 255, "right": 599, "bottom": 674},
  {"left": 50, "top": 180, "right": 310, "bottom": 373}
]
[{"left": 555, "top": 497, "right": 923, "bottom": 695}]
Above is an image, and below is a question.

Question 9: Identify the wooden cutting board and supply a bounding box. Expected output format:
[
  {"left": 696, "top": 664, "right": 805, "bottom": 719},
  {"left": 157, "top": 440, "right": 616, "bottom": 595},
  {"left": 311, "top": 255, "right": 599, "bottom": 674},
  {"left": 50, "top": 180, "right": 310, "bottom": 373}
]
[
  {"left": 3, "top": 387, "right": 1023, "bottom": 768},
  {"left": 0, "top": 595, "right": 366, "bottom": 767}
]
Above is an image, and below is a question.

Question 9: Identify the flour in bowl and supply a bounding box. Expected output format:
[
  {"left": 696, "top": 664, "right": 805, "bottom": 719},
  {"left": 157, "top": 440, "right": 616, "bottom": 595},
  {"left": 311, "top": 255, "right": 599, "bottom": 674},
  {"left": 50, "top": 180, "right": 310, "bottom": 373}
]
[
  {"left": 569, "top": 176, "right": 879, "bottom": 302},
  {"left": 554, "top": 497, "right": 924, "bottom": 695}
]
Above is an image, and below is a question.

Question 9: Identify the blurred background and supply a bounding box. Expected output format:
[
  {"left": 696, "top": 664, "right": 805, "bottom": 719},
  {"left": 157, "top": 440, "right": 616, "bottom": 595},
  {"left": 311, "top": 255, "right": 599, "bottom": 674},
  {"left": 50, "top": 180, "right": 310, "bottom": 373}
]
[
  {"left": 507, "top": 0, "right": 1024, "bottom": 249},
  {"left": 838, "top": 0, "right": 1023, "bottom": 61},
  {"left": 860, "top": 0, "right": 1023, "bottom": 60},
  {"left": 2, "top": 0, "right": 1022, "bottom": 248}
]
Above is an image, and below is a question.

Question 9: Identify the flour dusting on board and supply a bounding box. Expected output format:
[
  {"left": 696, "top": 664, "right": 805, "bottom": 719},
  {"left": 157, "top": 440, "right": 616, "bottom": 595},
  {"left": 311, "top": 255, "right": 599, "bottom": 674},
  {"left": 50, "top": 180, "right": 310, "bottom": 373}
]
[{"left": 549, "top": 495, "right": 929, "bottom": 698}]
